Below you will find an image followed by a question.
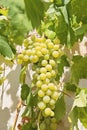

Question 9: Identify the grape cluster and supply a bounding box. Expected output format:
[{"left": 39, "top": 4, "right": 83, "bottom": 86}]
[
  {"left": 18, "top": 34, "right": 62, "bottom": 122},
  {"left": 39, "top": 117, "right": 57, "bottom": 130}
]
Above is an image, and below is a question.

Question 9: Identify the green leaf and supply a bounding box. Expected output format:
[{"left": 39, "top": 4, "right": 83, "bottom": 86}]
[
  {"left": 0, "top": 0, "right": 31, "bottom": 45},
  {"left": 69, "top": 106, "right": 79, "bottom": 130},
  {"left": 21, "top": 123, "right": 36, "bottom": 130},
  {"left": 67, "top": 0, "right": 87, "bottom": 24},
  {"left": 69, "top": 106, "right": 87, "bottom": 129},
  {"left": 64, "top": 82, "right": 77, "bottom": 92},
  {"left": 0, "top": 37, "right": 14, "bottom": 58},
  {"left": 20, "top": 66, "right": 27, "bottom": 84},
  {"left": 54, "top": 95, "right": 66, "bottom": 121},
  {"left": 73, "top": 89, "right": 87, "bottom": 107},
  {"left": 78, "top": 107, "right": 87, "bottom": 128},
  {"left": 24, "top": 0, "right": 44, "bottom": 28},
  {"left": 56, "top": 55, "right": 70, "bottom": 79},
  {"left": 44, "top": 29, "right": 56, "bottom": 39},
  {"left": 71, "top": 56, "right": 87, "bottom": 84},
  {"left": 55, "top": 0, "right": 64, "bottom": 6},
  {"left": 21, "top": 84, "right": 30, "bottom": 100}
]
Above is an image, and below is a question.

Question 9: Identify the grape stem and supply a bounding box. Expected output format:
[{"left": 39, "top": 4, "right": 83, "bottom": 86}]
[
  {"left": 12, "top": 99, "right": 22, "bottom": 130},
  {"left": 37, "top": 111, "right": 41, "bottom": 130},
  {"left": 58, "top": 89, "right": 74, "bottom": 99}
]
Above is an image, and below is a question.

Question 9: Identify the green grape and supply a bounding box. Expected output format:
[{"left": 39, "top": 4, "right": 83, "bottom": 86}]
[
  {"left": 43, "top": 95, "right": 50, "bottom": 103},
  {"left": 44, "top": 54, "right": 50, "bottom": 60},
  {"left": 23, "top": 55, "right": 29, "bottom": 62},
  {"left": 18, "top": 53, "right": 24, "bottom": 59},
  {"left": 47, "top": 42, "right": 54, "bottom": 49},
  {"left": 45, "top": 118, "right": 51, "bottom": 125},
  {"left": 41, "top": 84, "right": 48, "bottom": 91},
  {"left": 40, "top": 73, "right": 46, "bottom": 80},
  {"left": 41, "top": 60, "right": 48, "bottom": 66},
  {"left": 44, "top": 108, "right": 51, "bottom": 116},
  {"left": 38, "top": 90, "right": 45, "bottom": 97},
  {"left": 46, "top": 72, "right": 51, "bottom": 79},
  {"left": 52, "top": 51, "right": 59, "bottom": 58},
  {"left": 48, "top": 83, "right": 55, "bottom": 91},
  {"left": 51, "top": 118, "right": 56, "bottom": 123},
  {"left": 17, "top": 59, "right": 23, "bottom": 64},
  {"left": 32, "top": 55, "right": 39, "bottom": 63},
  {"left": 49, "top": 99, "right": 56, "bottom": 106},
  {"left": 40, "top": 67, "right": 47, "bottom": 73},
  {"left": 39, "top": 122, "right": 46, "bottom": 130},
  {"left": 41, "top": 48, "right": 48, "bottom": 55},
  {"left": 49, "top": 60, "right": 56, "bottom": 67},
  {"left": 46, "top": 89, "right": 52, "bottom": 96},
  {"left": 26, "top": 49, "right": 32, "bottom": 56},
  {"left": 50, "top": 111, "right": 54, "bottom": 117},
  {"left": 44, "top": 78, "right": 50, "bottom": 84},
  {"left": 53, "top": 44, "right": 60, "bottom": 50},
  {"left": 51, "top": 70, "right": 56, "bottom": 76},
  {"left": 36, "top": 51, "right": 42, "bottom": 57},
  {"left": 36, "top": 80, "right": 42, "bottom": 88},
  {"left": 38, "top": 101, "right": 46, "bottom": 110},
  {"left": 50, "top": 123, "right": 57, "bottom": 130},
  {"left": 45, "top": 64, "right": 52, "bottom": 71},
  {"left": 35, "top": 46, "right": 41, "bottom": 50},
  {"left": 53, "top": 38, "right": 60, "bottom": 44},
  {"left": 51, "top": 91, "right": 59, "bottom": 100}
]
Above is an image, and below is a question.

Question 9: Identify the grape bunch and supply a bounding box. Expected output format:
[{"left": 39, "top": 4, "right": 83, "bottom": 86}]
[{"left": 18, "top": 34, "right": 63, "bottom": 129}]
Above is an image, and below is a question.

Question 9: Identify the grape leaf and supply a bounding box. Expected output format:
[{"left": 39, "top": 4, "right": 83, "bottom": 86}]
[
  {"left": 64, "top": 82, "right": 77, "bottom": 92},
  {"left": 56, "top": 55, "right": 70, "bottom": 80},
  {"left": 71, "top": 56, "right": 87, "bottom": 84},
  {"left": 21, "top": 123, "right": 36, "bottom": 130},
  {"left": 69, "top": 106, "right": 87, "bottom": 129},
  {"left": 69, "top": 106, "right": 79, "bottom": 130},
  {"left": 0, "top": 0, "right": 31, "bottom": 45},
  {"left": 54, "top": 95, "right": 66, "bottom": 121},
  {"left": 67, "top": 0, "right": 87, "bottom": 24},
  {"left": 73, "top": 89, "right": 87, "bottom": 108},
  {"left": 24, "top": 0, "right": 44, "bottom": 28},
  {"left": 0, "top": 37, "right": 14, "bottom": 58},
  {"left": 78, "top": 107, "right": 87, "bottom": 128},
  {"left": 21, "top": 84, "right": 30, "bottom": 100}
]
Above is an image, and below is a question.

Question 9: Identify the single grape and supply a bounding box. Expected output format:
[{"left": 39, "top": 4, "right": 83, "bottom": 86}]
[
  {"left": 46, "top": 89, "right": 52, "bottom": 96},
  {"left": 46, "top": 72, "right": 51, "bottom": 79},
  {"left": 38, "top": 90, "right": 45, "bottom": 97},
  {"left": 23, "top": 55, "right": 29, "bottom": 62},
  {"left": 43, "top": 95, "right": 50, "bottom": 103},
  {"left": 41, "top": 60, "right": 48, "bottom": 66},
  {"left": 44, "top": 54, "right": 50, "bottom": 60},
  {"left": 52, "top": 51, "right": 59, "bottom": 58},
  {"left": 40, "top": 67, "right": 47, "bottom": 73},
  {"left": 41, "top": 84, "right": 48, "bottom": 91},
  {"left": 39, "top": 122, "right": 46, "bottom": 130},
  {"left": 49, "top": 99, "right": 56, "bottom": 106},
  {"left": 40, "top": 73, "right": 46, "bottom": 80},
  {"left": 44, "top": 108, "right": 51, "bottom": 116},
  {"left": 38, "top": 101, "right": 46, "bottom": 110},
  {"left": 48, "top": 83, "right": 55, "bottom": 91},
  {"left": 36, "top": 80, "right": 42, "bottom": 88},
  {"left": 44, "top": 78, "right": 50, "bottom": 84},
  {"left": 45, "top": 64, "right": 52, "bottom": 71},
  {"left": 53, "top": 44, "right": 59, "bottom": 50},
  {"left": 51, "top": 91, "right": 59, "bottom": 100},
  {"left": 47, "top": 42, "right": 54, "bottom": 49},
  {"left": 49, "top": 60, "right": 56, "bottom": 67}
]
